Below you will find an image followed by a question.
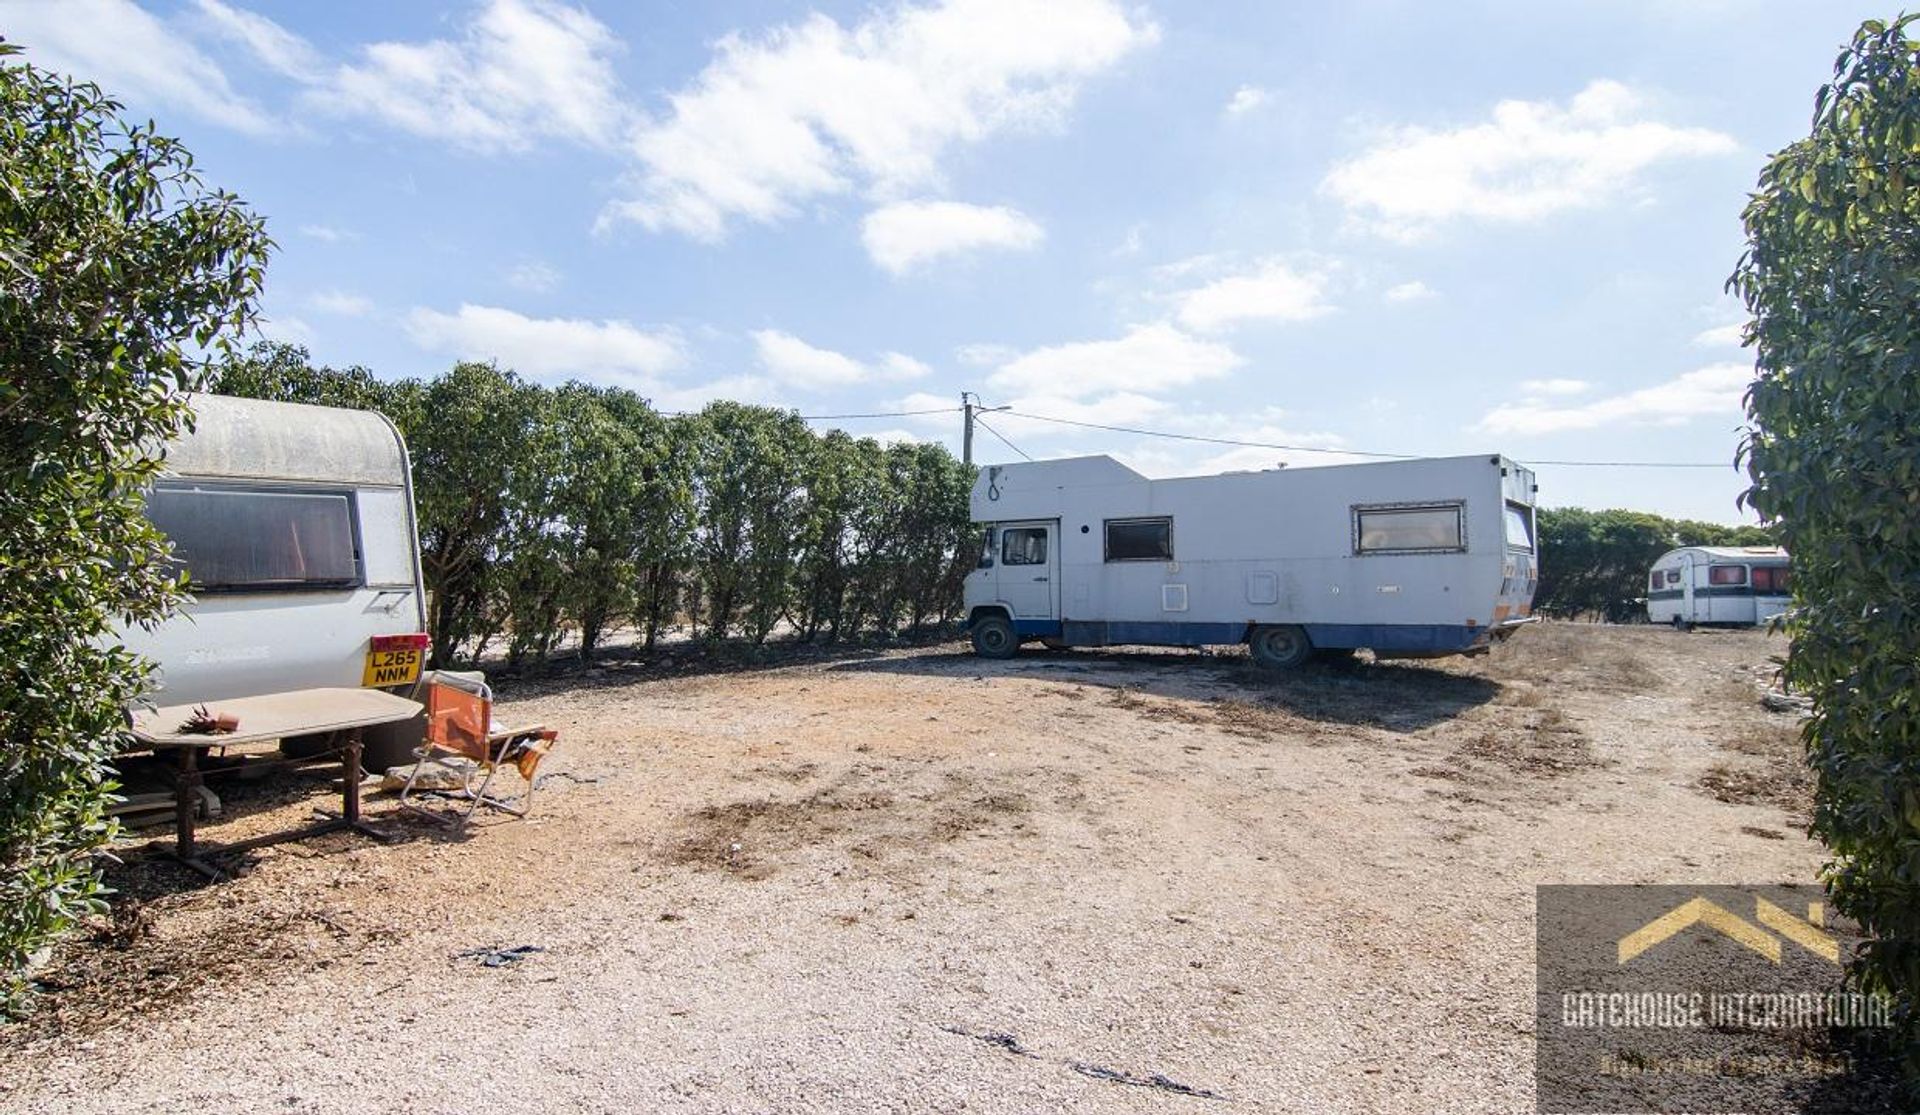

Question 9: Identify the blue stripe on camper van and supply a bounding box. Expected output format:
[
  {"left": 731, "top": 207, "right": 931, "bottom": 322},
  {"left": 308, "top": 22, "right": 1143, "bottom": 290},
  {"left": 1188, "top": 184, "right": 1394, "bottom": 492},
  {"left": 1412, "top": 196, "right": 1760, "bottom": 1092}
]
[
  {"left": 1061, "top": 620, "right": 1246, "bottom": 647},
  {"left": 1303, "top": 623, "right": 1486, "bottom": 652},
  {"left": 1014, "top": 619, "right": 1063, "bottom": 638}
]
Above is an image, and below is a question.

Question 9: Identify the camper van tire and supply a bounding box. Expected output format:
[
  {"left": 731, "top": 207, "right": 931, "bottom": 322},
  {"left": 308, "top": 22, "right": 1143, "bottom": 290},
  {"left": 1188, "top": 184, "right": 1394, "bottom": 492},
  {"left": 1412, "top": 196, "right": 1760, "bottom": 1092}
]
[
  {"left": 1248, "top": 624, "right": 1313, "bottom": 670},
  {"left": 970, "top": 614, "right": 1019, "bottom": 659}
]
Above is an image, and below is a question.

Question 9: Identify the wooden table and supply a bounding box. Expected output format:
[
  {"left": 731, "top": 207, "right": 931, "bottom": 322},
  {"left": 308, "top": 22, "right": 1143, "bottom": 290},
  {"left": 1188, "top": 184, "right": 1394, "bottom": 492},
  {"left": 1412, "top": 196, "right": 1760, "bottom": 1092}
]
[{"left": 129, "top": 687, "right": 422, "bottom": 878}]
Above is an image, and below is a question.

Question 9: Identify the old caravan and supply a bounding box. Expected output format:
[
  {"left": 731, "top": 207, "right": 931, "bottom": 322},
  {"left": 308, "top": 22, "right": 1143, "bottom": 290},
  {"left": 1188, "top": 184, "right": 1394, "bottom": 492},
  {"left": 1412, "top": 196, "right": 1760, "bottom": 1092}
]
[
  {"left": 117, "top": 394, "right": 430, "bottom": 705},
  {"left": 962, "top": 453, "right": 1539, "bottom": 667},
  {"left": 1646, "top": 546, "right": 1790, "bottom": 629}
]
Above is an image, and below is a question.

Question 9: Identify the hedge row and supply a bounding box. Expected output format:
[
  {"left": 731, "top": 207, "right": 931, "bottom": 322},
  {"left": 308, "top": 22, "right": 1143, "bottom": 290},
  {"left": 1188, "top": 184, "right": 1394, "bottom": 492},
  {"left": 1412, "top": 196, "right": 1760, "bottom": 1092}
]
[{"left": 215, "top": 343, "right": 976, "bottom": 668}]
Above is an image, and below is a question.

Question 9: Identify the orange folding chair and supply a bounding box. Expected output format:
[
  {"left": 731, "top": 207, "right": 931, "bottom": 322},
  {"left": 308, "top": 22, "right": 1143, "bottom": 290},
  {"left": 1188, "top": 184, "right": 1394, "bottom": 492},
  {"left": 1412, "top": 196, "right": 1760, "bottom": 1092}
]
[{"left": 398, "top": 670, "right": 557, "bottom": 824}]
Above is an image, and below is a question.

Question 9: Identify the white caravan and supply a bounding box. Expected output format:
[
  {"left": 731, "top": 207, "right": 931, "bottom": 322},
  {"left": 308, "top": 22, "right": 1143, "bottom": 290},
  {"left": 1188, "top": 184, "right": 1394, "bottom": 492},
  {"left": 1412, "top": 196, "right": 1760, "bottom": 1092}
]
[
  {"left": 117, "top": 393, "right": 430, "bottom": 705},
  {"left": 962, "top": 453, "right": 1539, "bottom": 667},
  {"left": 1645, "top": 546, "right": 1790, "bottom": 628}
]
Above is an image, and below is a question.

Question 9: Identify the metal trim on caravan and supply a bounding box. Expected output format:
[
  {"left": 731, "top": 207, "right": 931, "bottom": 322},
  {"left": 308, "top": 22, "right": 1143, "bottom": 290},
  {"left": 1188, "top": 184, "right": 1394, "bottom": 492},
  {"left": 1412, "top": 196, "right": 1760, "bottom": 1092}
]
[
  {"left": 961, "top": 453, "right": 1539, "bottom": 667},
  {"left": 1645, "top": 546, "right": 1789, "bottom": 629},
  {"left": 116, "top": 393, "right": 430, "bottom": 705}
]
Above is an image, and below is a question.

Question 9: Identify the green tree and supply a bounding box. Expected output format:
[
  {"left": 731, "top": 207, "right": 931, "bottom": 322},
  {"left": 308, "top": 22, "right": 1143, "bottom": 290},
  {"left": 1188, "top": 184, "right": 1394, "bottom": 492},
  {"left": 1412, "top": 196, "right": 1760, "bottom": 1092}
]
[
  {"left": 1733, "top": 15, "right": 1920, "bottom": 1086},
  {"left": 0, "top": 53, "right": 269, "bottom": 1006}
]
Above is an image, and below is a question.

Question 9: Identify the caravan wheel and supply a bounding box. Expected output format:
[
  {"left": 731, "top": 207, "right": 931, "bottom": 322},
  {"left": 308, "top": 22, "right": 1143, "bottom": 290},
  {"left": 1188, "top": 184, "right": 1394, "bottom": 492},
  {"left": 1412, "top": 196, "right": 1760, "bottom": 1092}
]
[
  {"left": 970, "top": 615, "right": 1019, "bottom": 659},
  {"left": 1248, "top": 624, "right": 1312, "bottom": 670},
  {"left": 1671, "top": 615, "right": 1693, "bottom": 633}
]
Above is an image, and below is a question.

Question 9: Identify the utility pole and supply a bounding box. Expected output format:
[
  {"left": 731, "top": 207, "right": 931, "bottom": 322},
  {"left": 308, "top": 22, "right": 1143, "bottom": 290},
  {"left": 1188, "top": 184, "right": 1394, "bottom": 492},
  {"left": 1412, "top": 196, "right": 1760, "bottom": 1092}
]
[
  {"left": 962, "top": 392, "right": 975, "bottom": 466},
  {"left": 961, "top": 392, "right": 1008, "bottom": 467}
]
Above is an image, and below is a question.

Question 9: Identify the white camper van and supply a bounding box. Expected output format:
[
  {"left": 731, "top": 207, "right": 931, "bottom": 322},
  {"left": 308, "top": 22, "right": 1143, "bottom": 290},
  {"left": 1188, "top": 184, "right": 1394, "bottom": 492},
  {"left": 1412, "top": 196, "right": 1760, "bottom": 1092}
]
[
  {"left": 1645, "top": 546, "right": 1789, "bottom": 629},
  {"left": 117, "top": 393, "right": 430, "bottom": 705},
  {"left": 962, "top": 453, "right": 1539, "bottom": 667}
]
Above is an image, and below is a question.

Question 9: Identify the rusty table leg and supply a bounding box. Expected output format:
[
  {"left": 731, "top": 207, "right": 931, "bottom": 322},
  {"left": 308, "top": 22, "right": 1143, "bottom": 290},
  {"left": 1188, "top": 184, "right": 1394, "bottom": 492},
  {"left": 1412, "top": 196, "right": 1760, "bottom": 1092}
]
[
  {"left": 343, "top": 728, "right": 363, "bottom": 824},
  {"left": 173, "top": 746, "right": 199, "bottom": 859}
]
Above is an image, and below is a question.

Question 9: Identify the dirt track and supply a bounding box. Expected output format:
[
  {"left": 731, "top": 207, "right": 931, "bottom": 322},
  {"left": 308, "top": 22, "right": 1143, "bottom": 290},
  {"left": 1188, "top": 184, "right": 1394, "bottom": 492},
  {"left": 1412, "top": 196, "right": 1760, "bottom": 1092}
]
[{"left": 3, "top": 623, "right": 1823, "bottom": 1113}]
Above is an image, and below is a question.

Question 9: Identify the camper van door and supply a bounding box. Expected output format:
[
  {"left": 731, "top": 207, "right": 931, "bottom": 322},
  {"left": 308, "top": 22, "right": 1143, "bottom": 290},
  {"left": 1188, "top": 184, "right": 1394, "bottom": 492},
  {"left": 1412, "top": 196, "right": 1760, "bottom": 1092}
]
[{"left": 995, "top": 520, "right": 1058, "bottom": 620}]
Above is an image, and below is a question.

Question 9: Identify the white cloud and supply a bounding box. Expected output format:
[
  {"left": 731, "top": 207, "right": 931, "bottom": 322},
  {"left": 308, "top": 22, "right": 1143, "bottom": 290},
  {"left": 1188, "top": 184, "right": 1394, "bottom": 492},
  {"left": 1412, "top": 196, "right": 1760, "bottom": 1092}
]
[
  {"left": 8, "top": 0, "right": 277, "bottom": 134},
  {"left": 505, "top": 260, "right": 563, "bottom": 293},
  {"left": 259, "top": 313, "right": 315, "bottom": 346},
  {"left": 954, "top": 342, "right": 1017, "bottom": 367},
  {"left": 648, "top": 374, "right": 786, "bottom": 413},
  {"left": 1480, "top": 364, "right": 1751, "bottom": 435},
  {"left": 298, "top": 224, "right": 355, "bottom": 242},
  {"left": 752, "top": 329, "right": 930, "bottom": 389},
  {"left": 194, "top": 0, "right": 321, "bottom": 78},
  {"left": 1171, "top": 259, "right": 1335, "bottom": 333},
  {"left": 860, "top": 200, "right": 1044, "bottom": 274},
  {"left": 1384, "top": 280, "right": 1437, "bottom": 303},
  {"left": 1322, "top": 79, "right": 1737, "bottom": 239},
  {"left": 988, "top": 323, "right": 1244, "bottom": 399},
  {"left": 404, "top": 304, "right": 684, "bottom": 381},
  {"left": 601, "top": 0, "right": 1157, "bottom": 239},
  {"left": 1692, "top": 322, "right": 1746, "bottom": 348},
  {"left": 309, "top": 289, "right": 373, "bottom": 317},
  {"left": 1518, "top": 378, "right": 1591, "bottom": 396},
  {"left": 1224, "top": 85, "right": 1268, "bottom": 116},
  {"left": 325, "top": 0, "right": 628, "bottom": 152}
]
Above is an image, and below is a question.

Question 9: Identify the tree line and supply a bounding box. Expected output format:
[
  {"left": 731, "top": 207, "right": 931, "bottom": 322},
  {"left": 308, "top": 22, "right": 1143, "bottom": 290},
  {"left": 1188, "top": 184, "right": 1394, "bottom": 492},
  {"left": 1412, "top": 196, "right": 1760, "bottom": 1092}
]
[
  {"left": 1531, "top": 506, "right": 1773, "bottom": 622},
  {"left": 215, "top": 343, "right": 976, "bottom": 668}
]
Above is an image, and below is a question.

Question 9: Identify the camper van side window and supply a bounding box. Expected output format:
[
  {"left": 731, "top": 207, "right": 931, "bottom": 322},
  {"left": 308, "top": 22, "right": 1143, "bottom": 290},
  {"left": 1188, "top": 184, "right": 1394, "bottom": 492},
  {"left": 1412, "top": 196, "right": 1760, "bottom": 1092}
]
[
  {"left": 1650, "top": 571, "right": 1663, "bottom": 591},
  {"left": 1665, "top": 569, "right": 1680, "bottom": 586},
  {"left": 1353, "top": 504, "right": 1464, "bottom": 554},
  {"left": 1709, "top": 565, "right": 1747, "bottom": 586},
  {"left": 1002, "top": 527, "right": 1048, "bottom": 566},
  {"left": 1752, "top": 566, "right": 1790, "bottom": 593},
  {"left": 978, "top": 527, "right": 996, "bottom": 569},
  {"left": 146, "top": 484, "right": 360, "bottom": 592},
  {"left": 1104, "top": 518, "right": 1173, "bottom": 562}
]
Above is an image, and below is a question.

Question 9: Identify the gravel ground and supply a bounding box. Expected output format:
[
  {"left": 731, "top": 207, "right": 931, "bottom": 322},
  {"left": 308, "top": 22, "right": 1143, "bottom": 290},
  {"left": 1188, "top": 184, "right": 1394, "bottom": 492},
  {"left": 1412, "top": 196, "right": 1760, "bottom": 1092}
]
[{"left": 2, "top": 623, "right": 1826, "bottom": 1113}]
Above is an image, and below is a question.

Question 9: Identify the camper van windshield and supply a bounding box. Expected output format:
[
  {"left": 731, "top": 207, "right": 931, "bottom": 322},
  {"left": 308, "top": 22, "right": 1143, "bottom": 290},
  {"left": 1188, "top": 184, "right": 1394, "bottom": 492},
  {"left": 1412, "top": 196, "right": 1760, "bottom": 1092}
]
[{"left": 147, "top": 484, "right": 360, "bottom": 591}]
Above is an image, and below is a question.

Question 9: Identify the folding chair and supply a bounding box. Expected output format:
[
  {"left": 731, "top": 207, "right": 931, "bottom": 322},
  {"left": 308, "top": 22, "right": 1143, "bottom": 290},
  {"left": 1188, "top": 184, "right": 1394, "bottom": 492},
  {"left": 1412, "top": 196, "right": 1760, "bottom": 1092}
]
[{"left": 397, "top": 670, "right": 557, "bottom": 824}]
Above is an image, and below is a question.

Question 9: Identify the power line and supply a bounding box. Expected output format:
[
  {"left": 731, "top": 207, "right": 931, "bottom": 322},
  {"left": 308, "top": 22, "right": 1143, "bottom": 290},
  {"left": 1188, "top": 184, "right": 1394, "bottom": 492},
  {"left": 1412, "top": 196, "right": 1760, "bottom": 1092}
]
[
  {"left": 662, "top": 405, "right": 961, "bottom": 420},
  {"left": 996, "top": 407, "right": 1732, "bottom": 470},
  {"left": 999, "top": 408, "right": 1417, "bottom": 459},
  {"left": 972, "top": 415, "right": 1033, "bottom": 461}
]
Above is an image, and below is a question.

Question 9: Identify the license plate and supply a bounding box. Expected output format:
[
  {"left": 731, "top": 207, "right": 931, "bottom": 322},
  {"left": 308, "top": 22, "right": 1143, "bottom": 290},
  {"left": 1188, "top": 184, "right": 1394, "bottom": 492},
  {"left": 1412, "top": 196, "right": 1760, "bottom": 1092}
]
[{"left": 362, "top": 647, "right": 423, "bottom": 687}]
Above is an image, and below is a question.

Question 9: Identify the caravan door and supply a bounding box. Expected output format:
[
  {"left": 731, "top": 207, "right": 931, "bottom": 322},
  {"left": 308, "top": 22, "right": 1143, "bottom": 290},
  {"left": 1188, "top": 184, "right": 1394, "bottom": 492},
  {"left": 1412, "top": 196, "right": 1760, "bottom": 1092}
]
[
  {"left": 1679, "top": 553, "right": 1697, "bottom": 622},
  {"left": 995, "top": 520, "right": 1058, "bottom": 620}
]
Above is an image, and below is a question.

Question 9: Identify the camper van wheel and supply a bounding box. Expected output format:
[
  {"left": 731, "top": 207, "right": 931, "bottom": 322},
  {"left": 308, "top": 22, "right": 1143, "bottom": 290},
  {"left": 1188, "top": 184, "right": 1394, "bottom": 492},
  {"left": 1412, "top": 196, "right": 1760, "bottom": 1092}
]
[
  {"left": 1248, "top": 625, "right": 1312, "bottom": 670},
  {"left": 970, "top": 615, "right": 1019, "bottom": 659}
]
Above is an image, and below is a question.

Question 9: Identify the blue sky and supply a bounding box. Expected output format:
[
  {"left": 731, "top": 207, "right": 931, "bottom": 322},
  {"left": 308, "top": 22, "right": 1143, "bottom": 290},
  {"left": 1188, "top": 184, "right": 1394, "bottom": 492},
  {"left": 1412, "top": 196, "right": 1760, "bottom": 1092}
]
[{"left": 6, "top": 0, "right": 1873, "bottom": 522}]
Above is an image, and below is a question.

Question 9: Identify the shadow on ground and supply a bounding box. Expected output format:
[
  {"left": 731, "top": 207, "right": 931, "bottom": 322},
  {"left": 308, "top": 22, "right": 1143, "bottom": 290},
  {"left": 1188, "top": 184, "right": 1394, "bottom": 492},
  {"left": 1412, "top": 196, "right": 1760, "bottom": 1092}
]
[{"left": 831, "top": 645, "right": 1502, "bottom": 733}]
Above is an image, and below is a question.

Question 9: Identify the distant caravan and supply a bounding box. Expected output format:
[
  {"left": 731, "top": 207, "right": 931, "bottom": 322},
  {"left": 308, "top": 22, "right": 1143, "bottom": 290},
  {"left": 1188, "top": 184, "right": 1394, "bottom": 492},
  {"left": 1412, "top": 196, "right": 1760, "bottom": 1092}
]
[
  {"left": 1646, "top": 546, "right": 1790, "bottom": 629},
  {"left": 960, "top": 453, "right": 1540, "bottom": 668}
]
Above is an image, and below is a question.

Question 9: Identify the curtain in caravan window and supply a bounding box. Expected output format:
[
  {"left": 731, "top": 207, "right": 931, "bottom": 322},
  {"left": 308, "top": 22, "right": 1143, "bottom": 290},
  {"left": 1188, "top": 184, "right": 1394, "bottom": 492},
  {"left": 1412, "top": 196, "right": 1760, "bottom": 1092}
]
[
  {"left": 1355, "top": 505, "right": 1464, "bottom": 553},
  {"left": 146, "top": 485, "right": 359, "bottom": 591}
]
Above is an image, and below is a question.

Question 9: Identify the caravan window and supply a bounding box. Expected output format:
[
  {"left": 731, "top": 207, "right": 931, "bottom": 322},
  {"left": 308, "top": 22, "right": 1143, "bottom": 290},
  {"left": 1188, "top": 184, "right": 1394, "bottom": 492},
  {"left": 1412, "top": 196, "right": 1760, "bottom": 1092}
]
[
  {"left": 147, "top": 484, "right": 360, "bottom": 592},
  {"left": 1503, "top": 502, "right": 1535, "bottom": 551},
  {"left": 1650, "top": 571, "right": 1663, "bottom": 591},
  {"left": 1002, "top": 527, "right": 1049, "bottom": 566},
  {"left": 1353, "top": 504, "right": 1465, "bottom": 554},
  {"left": 1105, "top": 517, "right": 1173, "bottom": 562},
  {"left": 1708, "top": 565, "right": 1748, "bottom": 586},
  {"left": 1666, "top": 569, "right": 1680, "bottom": 586},
  {"left": 1752, "top": 566, "right": 1791, "bottom": 593}
]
